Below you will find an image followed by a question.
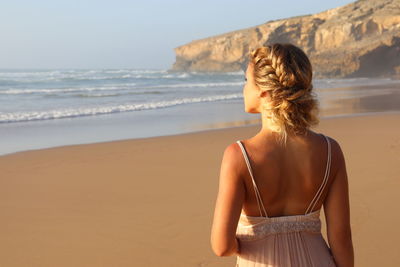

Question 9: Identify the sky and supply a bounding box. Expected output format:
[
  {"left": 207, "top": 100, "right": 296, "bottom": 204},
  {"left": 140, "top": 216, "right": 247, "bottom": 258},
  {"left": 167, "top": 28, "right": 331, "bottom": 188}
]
[{"left": 0, "top": 0, "right": 356, "bottom": 70}]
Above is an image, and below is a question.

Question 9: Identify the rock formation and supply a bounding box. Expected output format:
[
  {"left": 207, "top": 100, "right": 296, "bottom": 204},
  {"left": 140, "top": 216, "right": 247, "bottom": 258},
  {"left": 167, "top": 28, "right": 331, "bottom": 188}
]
[{"left": 171, "top": 0, "right": 400, "bottom": 78}]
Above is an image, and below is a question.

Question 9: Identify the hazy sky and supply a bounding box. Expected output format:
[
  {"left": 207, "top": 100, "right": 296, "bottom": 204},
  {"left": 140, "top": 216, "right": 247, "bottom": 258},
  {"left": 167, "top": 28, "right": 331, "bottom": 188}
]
[{"left": 1, "top": 0, "right": 355, "bottom": 70}]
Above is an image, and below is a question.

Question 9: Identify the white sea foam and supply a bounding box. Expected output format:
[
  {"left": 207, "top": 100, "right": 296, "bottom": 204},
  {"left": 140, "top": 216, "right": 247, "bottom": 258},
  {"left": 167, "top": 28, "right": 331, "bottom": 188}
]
[
  {"left": 0, "top": 81, "right": 243, "bottom": 95},
  {"left": 0, "top": 69, "right": 169, "bottom": 82},
  {"left": 0, "top": 84, "right": 136, "bottom": 94},
  {"left": 161, "top": 73, "right": 190, "bottom": 79},
  {"left": 0, "top": 93, "right": 242, "bottom": 123},
  {"left": 225, "top": 71, "right": 244, "bottom": 75},
  {"left": 151, "top": 81, "right": 244, "bottom": 89}
]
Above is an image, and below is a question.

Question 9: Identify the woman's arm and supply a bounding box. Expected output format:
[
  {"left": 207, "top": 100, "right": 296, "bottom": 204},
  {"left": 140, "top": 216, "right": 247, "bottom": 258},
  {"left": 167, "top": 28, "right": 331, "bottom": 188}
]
[
  {"left": 210, "top": 143, "right": 245, "bottom": 257},
  {"left": 324, "top": 138, "right": 354, "bottom": 267}
]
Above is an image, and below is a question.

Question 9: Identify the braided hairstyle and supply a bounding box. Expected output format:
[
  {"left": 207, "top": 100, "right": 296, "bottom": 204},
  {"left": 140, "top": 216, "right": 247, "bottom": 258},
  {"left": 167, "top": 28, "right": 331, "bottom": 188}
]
[{"left": 249, "top": 43, "right": 319, "bottom": 144}]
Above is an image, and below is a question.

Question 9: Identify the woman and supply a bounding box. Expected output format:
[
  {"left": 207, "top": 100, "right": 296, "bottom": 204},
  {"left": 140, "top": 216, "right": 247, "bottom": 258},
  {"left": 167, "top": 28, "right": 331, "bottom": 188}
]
[{"left": 210, "top": 43, "right": 354, "bottom": 266}]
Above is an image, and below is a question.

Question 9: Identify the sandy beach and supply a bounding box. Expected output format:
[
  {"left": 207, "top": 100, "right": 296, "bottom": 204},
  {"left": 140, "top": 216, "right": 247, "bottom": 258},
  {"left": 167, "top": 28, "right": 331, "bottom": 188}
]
[{"left": 1, "top": 112, "right": 399, "bottom": 267}]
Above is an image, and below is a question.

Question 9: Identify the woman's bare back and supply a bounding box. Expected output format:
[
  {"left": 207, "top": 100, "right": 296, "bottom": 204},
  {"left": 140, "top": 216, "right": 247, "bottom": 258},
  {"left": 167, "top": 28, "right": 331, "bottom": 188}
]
[{"left": 239, "top": 129, "right": 338, "bottom": 218}]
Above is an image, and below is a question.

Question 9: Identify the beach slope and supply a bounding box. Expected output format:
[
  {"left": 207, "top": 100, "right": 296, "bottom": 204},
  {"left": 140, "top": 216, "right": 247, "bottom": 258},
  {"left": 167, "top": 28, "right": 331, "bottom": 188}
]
[{"left": 0, "top": 113, "right": 399, "bottom": 266}]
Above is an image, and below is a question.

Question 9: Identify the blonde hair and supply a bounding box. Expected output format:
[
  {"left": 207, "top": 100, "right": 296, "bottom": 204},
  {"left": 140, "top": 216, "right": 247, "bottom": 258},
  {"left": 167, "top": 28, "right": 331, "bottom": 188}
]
[{"left": 249, "top": 43, "right": 319, "bottom": 144}]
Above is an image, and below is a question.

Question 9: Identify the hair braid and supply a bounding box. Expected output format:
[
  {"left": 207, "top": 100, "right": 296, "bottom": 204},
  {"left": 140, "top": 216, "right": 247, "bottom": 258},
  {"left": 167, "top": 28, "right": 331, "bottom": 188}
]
[{"left": 249, "top": 43, "right": 319, "bottom": 144}]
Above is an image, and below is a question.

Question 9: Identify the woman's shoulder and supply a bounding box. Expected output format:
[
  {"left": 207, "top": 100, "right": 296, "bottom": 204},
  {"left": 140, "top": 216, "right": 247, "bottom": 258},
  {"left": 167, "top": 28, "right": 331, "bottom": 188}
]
[
  {"left": 219, "top": 141, "right": 252, "bottom": 179},
  {"left": 319, "top": 133, "right": 343, "bottom": 158},
  {"left": 306, "top": 131, "right": 340, "bottom": 151},
  {"left": 221, "top": 141, "right": 247, "bottom": 164},
  {"left": 317, "top": 133, "right": 347, "bottom": 181}
]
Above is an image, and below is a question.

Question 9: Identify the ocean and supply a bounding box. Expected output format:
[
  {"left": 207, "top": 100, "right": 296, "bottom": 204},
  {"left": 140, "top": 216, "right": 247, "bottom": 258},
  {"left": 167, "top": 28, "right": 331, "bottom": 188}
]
[{"left": 1, "top": 68, "right": 399, "bottom": 156}]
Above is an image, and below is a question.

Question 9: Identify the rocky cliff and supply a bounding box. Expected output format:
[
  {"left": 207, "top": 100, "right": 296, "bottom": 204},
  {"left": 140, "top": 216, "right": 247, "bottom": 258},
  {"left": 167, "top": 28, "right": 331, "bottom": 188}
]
[{"left": 171, "top": 0, "right": 400, "bottom": 78}]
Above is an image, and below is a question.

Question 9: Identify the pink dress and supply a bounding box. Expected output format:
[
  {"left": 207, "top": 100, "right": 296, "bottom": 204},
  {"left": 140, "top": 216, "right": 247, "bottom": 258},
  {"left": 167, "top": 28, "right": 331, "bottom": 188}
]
[{"left": 235, "top": 134, "right": 336, "bottom": 267}]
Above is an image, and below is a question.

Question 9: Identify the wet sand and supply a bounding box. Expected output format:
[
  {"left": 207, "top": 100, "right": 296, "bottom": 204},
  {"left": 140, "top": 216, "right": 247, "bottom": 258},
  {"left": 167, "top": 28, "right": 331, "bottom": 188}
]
[{"left": 0, "top": 111, "right": 399, "bottom": 266}]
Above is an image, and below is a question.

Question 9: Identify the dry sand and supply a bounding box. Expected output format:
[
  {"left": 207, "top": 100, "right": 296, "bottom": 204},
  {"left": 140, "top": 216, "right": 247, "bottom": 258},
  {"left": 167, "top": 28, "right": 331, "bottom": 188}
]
[{"left": 1, "top": 112, "right": 399, "bottom": 267}]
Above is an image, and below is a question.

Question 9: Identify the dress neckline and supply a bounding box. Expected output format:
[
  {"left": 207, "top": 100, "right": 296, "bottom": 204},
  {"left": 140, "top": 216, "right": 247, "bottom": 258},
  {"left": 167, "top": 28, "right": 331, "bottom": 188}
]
[{"left": 240, "top": 208, "right": 321, "bottom": 219}]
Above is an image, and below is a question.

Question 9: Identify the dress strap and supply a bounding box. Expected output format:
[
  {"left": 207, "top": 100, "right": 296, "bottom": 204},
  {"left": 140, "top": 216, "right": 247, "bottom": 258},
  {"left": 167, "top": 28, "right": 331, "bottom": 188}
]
[
  {"left": 236, "top": 140, "right": 268, "bottom": 218},
  {"left": 304, "top": 134, "right": 332, "bottom": 215}
]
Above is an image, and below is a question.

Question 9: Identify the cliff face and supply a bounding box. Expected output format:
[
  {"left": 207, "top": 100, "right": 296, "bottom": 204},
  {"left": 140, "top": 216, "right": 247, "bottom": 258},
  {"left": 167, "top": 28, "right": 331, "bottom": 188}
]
[{"left": 171, "top": 0, "right": 400, "bottom": 78}]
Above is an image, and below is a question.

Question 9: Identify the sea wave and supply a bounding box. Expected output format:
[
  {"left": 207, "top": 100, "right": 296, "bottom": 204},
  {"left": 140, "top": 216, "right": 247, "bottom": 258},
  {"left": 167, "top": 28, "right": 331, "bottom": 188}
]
[
  {"left": 0, "top": 93, "right": 242, "bottom": 123},
  {"left": 150, "top": 81, "right": 243, "bottom": 88},
  {"left": 0, "top": 84, "right": 136, "bottom": 94},
  {"left": 0, "top": 69, "right": 173, "bottom": 82},
  {"left": 0, "top": 81, "right": 243, "bottom": 95},
  {"left": 0, "top": 69, "right": 248, "bottom": 83},
  {"left": 43, "top": 90, "right": 165, "bottom": 98},
  {"left": 0, "top": 69, "right": 167, "bottom": 77}
]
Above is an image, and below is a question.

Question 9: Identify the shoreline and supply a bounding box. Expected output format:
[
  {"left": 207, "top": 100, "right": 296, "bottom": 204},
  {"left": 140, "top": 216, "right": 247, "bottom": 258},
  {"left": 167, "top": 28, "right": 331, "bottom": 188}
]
[{"left": 0, "top": 110, "right": 399, "bottom": 158}]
